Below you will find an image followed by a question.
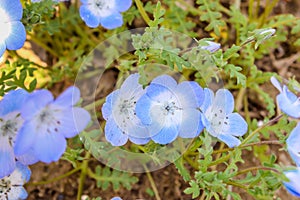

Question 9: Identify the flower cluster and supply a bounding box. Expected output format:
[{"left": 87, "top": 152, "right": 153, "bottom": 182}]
[
  {"left": 0, "top": 86, "right": 90, "bottom": 179},
  {"left": 79, "top": 0, "right": 132, "bottom": 29},
  {"left": 271, "top": 76, "right": 300, "bottom": 197},
  {"left": 102, "top": 73, "right": 248, "bottom": 147}
]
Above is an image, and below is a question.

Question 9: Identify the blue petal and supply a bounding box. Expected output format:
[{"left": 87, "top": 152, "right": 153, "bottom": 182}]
[
  {"left": 128, "top": 136, "right": 151, "bottom": 145},
  {"left": 80, "top": 5, "right": 100, "bottom": 28},
  {"left": 151, "top": 75, "right": 177, "bottom": 91},
  {"left": 217, "top": 134, "right": 241, "bottom": 148},
  {"left": 80, "top": 0, "right": 89, "bottom": 3},
  {"left": 102, "top": 92, "right": 113, "bottom": 120},
  {"left": 277, "top": 88, "right": 300, "bottom": 118},
  {"left": 119, "top": 73, "right": 143, "bottom": 97},
  {"left": 135, "top": 94, "right": 152, "bottom": 125},
  {"left": 5, "top": 22, "right": 26, "bottom": 50},
  {"left": 0, "top": 141, "right": 15, "bottom": 178},
  {"left": 0, "top": 0, "right": 23, "bottom": 21},
  {"left": 15, "top": 162, "right": 31, "bottom": 182},
  {"left": 14, "top": 121, "right": 38, "bottom": 156},
  {"left": 0, "top": 42, "right": 5, "bottom": 57},
  {"left": 145, "top": 83, "right": 173, "bottom": 103},
  {"left": 213, "top": 89, "right": 234, "bottom": 114},
  {"left": 176, "top": 81, "right": 204, "bottom": 108},
  {"left": 151, "top": 125, "right": 178, "bottom": 144},
  {"left": 53, "top": 86, "right": 80, "bottom": 107},
  {"left": 283, "top": 170, "right": 300, "bottom": 197},
  {"left": 111, "top": 197, "right": 122, "bottom": 200},
  {"left": 115, "top": 0, "right": 132, "bottom": 12},
  {"left": 200, "top": 88, "right": 214, "bottom": 112},
  {"left": 270, "top": 76, "right": 282, "bottom": 92},
  {"left": 225, "top": 113, "right": 248, "bottom": 136},
  {"left": 0, "top": 89, "right": 28, "bottom": 116},
  {"left": 16, "top": 149, "right": 39, "bottom": 165},
  {"left": 54, "top": 107, "right": 91, "bottom": 138},
  {"left": 178, "top": 108, "right": 202, "bottom": 138},
  {"left": 105, "top": 118, "right": 128, "bottom": 146},
  {"left": 287, "top": 123, "right": 300, "bottom": 166},
  {"left": 7, "top": 187, "right": 28, "bottom": 200},
  {"left": 100, "top": 12, "right": 123, "bottom": 29},
  {"left": 21, "top": 89, "right": 53, "bottom": 120},
  {"left": 200, "top": 41, "right": 221, "bottom": 53},
  {"left": 33, "top": 130, "right": 67, "bottom": 163}
]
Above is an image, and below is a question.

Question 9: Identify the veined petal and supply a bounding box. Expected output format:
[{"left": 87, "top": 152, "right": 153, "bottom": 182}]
[
  {"left": 119, "top": 73, "right": 143, "bottom": 97},
  {"left": 151, "top": 125, "right": 178, "bottom": 144},
  {"left": 80, "top": 5, "right": 100, "bottom": 28},
  {"left": 200, "top": 88, "right": 214, "bottom": 112},
  {"left": 16, "top": 149, "right": 39, "bottom": 166},
  {"left": 0, "top": 0, "right": 23, "bottom": 21},
  {"left": 277, "top": 92, "right": 300, "bottom": 118},
  {"left": 53, "top": 86, "right": 80, "bottom": 107},
  {"left": 105, "top": 118, "right": 128, "bottom": 146},
  {"left": 178, "top": 108, "right": 202, "bottom": 138},
  {"left": 33, "top": 131, "right": 67, "bottom": 163},
  {"left": 0, "top": 89, "right": 28, "bottom": 116},
  {"left": 5, "top": 21, "right": 26, "bottom": 50},
  {"left": 217, "top": 134, "right": 241, "bottom": 148},
  {"left": 0, "top": 140, "right": 15, "bottom": 178},
  {"left": 135, "top": 95, "right": 152, "bottom": 125},
  {"left": 287, "top": 123, "right": 300, "bottom": 166},
  {"left": 128, "top": 136, "right": 151, "bottom": 145},
  {"left": 20, "top": 89, "right": 53, "bottom": 120},
  {"left": 176, "top": 81, "right": 204, "bottom": 108},
  {"left": 102, "top": 92, "right": 113, "bottom": 120},
  {"left": 225, "top": 113, "right": 248, "bottom": 136},
  {"left": 213, "top": 89, "right": 234, "bottom": 114},
  {"left": 151, "top": 75, "right": 177, "bottom": 91},
  {"left": 100, "top": 12, "right": 123, "bottom": 29},
  {"left": 54, "top": 107, "right": 91, "bottom": 138},
  {"left": 115, "top": 0, "right": 132, "bottom": 12},
  {"left": 283, "top": 169, "right": 300, "bottom": 197}
]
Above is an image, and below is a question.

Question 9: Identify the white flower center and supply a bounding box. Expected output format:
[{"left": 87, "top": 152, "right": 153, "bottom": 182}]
[
  {"left": 0, "top": 178, "right": 11, "bottom": 196},
  {"left": 205, "top": 107, "right": 229, "bottom": 136},
  {"left": 87, "top": 0, "right": 115, "bottom": 18},
  {"left": 0, "top": 112, "right": 23, "bottom": 147},
  {"left": 0, "top": 8, "right": 12, "bottom": 43},
  {"left": 35, "top": 107, "right": 61, "bottom": 134}
]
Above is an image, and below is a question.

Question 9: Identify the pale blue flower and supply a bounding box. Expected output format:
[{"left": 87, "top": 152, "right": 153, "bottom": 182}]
[
  {"left": 200, "top": 41, "right": 221, "bottom": 53},
  {"left": 0, "top": 89, "right": 38, "bottom": 179},
  {"left": 111, "top": 197, "right": 122, "bottom": 200},
  {"left": 200, "top": 88, "right": 248, "bottom": 147},
  {"left": 79, "top": 0, "right": 132, "bottom": 29},
  {"left": 0, "top": 0, "right": 26, "bottom": 57},
  {"left": 31, "top": 0, "right": 69, "bottom": 2},
  {"left": 271, "top": 76, "right": 300, "bottom": 118},
  {"left": 14, "top": 86, "right": 91, "bottom": 163},
  {"left": 136, "top": 75, "right": 205, "bottom": 144},
  {"left": 0, "top": 162, "right": 31, "bottom": 200},
  {"left": 102, "top": 73, "right": 150, "bottom": 146},
  {"left": 283, "top": 169, "right": 300, "bottom": 197},
  {"left": 287, "top": 123, "right": 300, "bottom": 167}
]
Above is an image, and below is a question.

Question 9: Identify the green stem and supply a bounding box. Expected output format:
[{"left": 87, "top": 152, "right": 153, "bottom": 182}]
[
  {"left": 225, "top": 181, "right": 248, "bottom": 190},
  {"left": 236, "top": 166, "right": 280, "bottom": 176},
  {"left": 134, "top": 0, "right": 151, "bottom": 26},
  {"left": 143, "top": 165, "right": 161, "bottom": 200},
  {"left": 77, "top": 152, "right": 91, "bottom": 200},
  {"left": 28, "top": 33, "right": 59, "bottom": 57},
  {"left": 28, "top": 167, "right": 81, "bottom": 186}
]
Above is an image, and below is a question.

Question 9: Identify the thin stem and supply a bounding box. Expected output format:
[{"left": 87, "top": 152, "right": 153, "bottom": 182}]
[
  {"left": 236, "top": 166, "right": 280, "bottom": 176},
  {"left": 76, "top": 152, "right": 91, "bottom": 200},
  {"left": 241, "top": 114, "right": 283, "bottom": 145},
  {"left": 144, "top": 165, "right": 161, "bottom": 200},
  {"left": 28, "top": 167, "right": 81, "bottom": 186},
  {"left": 28, "top": 33, "right": 59, "bottom": 57},
  {"left": 184, "top": 155, "right": 199, "bottom": 169},
  {"left": 225, "top": 181, "right": 248, "bottom": 190},
  {"left": 134, "top": 0, "right": 151, "bottom": 26}
]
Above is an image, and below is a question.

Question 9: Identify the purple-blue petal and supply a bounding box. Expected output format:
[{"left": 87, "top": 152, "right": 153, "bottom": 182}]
[
  {"left": 16, "top": 149, "right": 39, "bottom": 166},
  {"left": 128, "top": 136, "right": 151, "bottom": 145},
  {"left": 102, "top": 92, "right": 113, "bottom": 120},
  {"left": 176, "top": 81, "right": 203, "bottom": 108},
  {"left": 151, "top": 125, "right": 178, "bottom": 144},
  {"left": 105, "top": 118, "right": 128, "bottom": 146},
  {"left": 119, "top": 73, "right": 142, "bottom": 97},
  {"left": 213, "top": 89, "right": 234, "bottom": 114},
  {"left": 178, "top": 109, "right": 202, "bottom": 138},
  {"left": 135, "top": 94, "right": 152, "bottom": 125},
  {"left": 0, "top": 42, "right": 5, "bottom": 57},
  {"left": 200, "top": 88, "right": 214, "bottom": 112},
  {"left": 5, "top": 21, "right": 26, "bottom": 50},
  {"left": 283, "top": 170, "right": 300, "bottom": 197},
  {"left": 115, "top": 0, "right": 132, "bottom": 12},
  {"left": 151, "top": 75, "right": 177, "bottom": 91},
  {"left": 217, "top": 134, "right": 241, "bottom": 148},
  {"left": 0, "top": 142, "right": 15, "bottom": 178},
  {"left": 0, "top": 0, "right": 23, "bottom": 21},
  {"left": 225, "top": 113, "right": 248, "bottom": 137},
  {"left": 80, "top": 5, "right": 100, "bottom": 28},
  {"left": 100, "top": 12, "right": 123, "bottom": 29},
  {"left": 277, "top": 89, "right": 300, "bottom": 118},
  {"left": 15, "top": 162, "right": 31, "bottom": 183},
  {"left": 52, "top": 86, "right": 80, "bottom": 107},
  {"left": 287, "top": 123, "right": 300, "bottom": 167},
  {"left": 0, "top": 89, "right": 28, "bottom": 116}
]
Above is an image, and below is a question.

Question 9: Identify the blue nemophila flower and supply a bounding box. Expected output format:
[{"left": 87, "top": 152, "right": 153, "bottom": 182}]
[
  {"left": 14, "top": 86, "right": 91, "bottom": 163},
  {"left": 136, "top": 75, "right": 205, "bottom": 144},
  {"left": 200, "top": 88, "right": 248, "bottom": 148},
  {"left": 102, "top": 73, "right": 150, "bottom": 146},
  {"left": 79, "top": 0, "right": 132, "bottom": 29},
  {"left": 271, "top": 76, "right": 300, "bottom": 118},
  {"left": 0, "top": 0, "right": 26, "bottom": 57},
  {"left": 0, "top": 89, "right": 38, "bottom": 179},
  {"left": 0, "top": 162, "right": 31, "bottom": 200},
  {"left": 111, "top": 197, "right": 122, "bottom": 200},
  {"left": 200, "top": 41, "right": 221, "bottom": 53},
  {"left": 287, "top": 123, "right": 300, "bottom": 167},
  {"left": 283, "top": 169, "right": 300, "bottom": 197}
]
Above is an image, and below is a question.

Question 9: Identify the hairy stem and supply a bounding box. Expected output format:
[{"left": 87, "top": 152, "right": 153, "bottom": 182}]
[{"left": 134, "top": 0, "right": 151, "bottom": 26}]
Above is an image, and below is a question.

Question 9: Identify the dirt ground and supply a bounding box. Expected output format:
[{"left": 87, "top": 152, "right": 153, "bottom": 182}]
[{"left": 24, "top": 0, "right": 300, "bottom": 199}]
